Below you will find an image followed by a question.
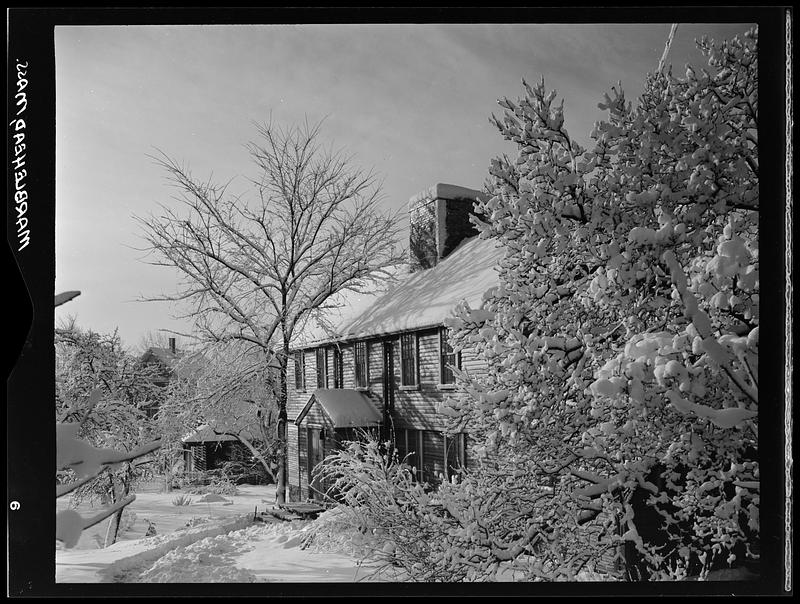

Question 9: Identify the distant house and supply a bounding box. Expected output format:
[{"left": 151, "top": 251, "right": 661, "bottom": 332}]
[
  {"left": 286, "top": 183, "right": 502, "bottom": 502},
  {"left": 174, "top": 345, "right": 280, "bottom": 481},
  {"left": 181, "top": 424, "right": 259, "bottom": 476},
  {"left": 139, "top": 337, "right": 184, "bottom": 419}
]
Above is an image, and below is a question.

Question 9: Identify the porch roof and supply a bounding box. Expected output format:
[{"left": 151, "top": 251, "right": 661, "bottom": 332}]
[{"left": 294, "top": 389, "right": 382, "bottom": 428}]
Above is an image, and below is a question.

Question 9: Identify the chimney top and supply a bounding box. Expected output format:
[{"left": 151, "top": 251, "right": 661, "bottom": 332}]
[
  {"left": 409, "top": 183, "right": 486, "bottom": 206},
  {"left": 408, "top": 183, "right": 485, "bottom": 272}
]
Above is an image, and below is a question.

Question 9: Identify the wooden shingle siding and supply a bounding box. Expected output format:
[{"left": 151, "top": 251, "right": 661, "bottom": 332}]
[
  {"left": 302, "top": 400, "right": 327, "bottom": 427},
  {"left": 342, "top": 344, "right": 356, "bottom": 389},
  {"left": 367, "top": 341, "right": 382, "bottom": 393},
  {"left": 417, "top": 329, "right": 439, "bottom": 384},
  {"left": 298, "top": 426, "right": 309, "bottom": 494},
  {"left": 459, "top": 347, "right": 488, "bottom": 381},
  {"left": 287, "top": 424, "right": 299, "bottom": 497},
  {"left": 287, "top": 351, "right": 312, "bottom": 422}
]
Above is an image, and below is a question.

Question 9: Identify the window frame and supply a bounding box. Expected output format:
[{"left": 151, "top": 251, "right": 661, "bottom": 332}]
[
  {"left": 439, "top": 327, "right": 462, "bottom": 386},
  {"left": 400, "top": 332, "right": 418, "bottom": 387},
  {"left": 294, "top": 351, "right": 305, "bottom": 391},
  {"left": 354, "top": 341, "right": 369, "bottom": 389},
  {"left": 331, "top": 346, "right": 343, "bottom": 389},
  {"left": 315, "top": 348, "right": 326, "bottom": 389}
]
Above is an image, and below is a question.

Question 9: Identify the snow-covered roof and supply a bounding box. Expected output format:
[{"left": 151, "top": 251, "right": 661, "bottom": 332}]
[
  {"left": 295, "top": 389, "right": 382, "bottom": 428},
  {"left": 140, "top": 346, "right": 183, "bottom": 368},
  {"left": 291, "top": 234, "right": 503, "bottom": 348}
]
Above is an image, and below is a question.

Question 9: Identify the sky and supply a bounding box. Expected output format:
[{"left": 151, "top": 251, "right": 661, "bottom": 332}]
[{"left": 54, "top": 22, "right": 754, "bottom": 349}]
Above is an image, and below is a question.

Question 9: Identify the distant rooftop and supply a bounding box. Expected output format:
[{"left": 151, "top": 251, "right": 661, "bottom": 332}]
[{"left": 140, "top": 346, "right": 183, "bottom": 367}]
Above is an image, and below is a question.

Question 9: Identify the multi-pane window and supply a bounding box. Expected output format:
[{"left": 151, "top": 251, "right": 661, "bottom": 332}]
[
  {"left": 331, "top": 346, "right": 343, "bottom": 388},
  {"left": 316, "top": 348, "right": 326, "bottom": 389},
  {"left": 439, "top": 328, "right": 461, "bottom": 385},
  {"left": 354, "top": 341, "right": 368, "bottom": 388},
  {"left": 445, "top": 433, "right": 467, "bottom": 480},
  {"left": 294, "top": 351, "right": 305, "bottom": 391},
  {"left": 394, "top": 429, "right": 467, "bottom": 485},
  {"left": 400, "top": 333, "right": 417, "bottom": 386}
]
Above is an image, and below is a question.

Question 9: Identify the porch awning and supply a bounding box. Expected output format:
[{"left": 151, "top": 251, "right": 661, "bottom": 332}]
[{"left": 294, "top": 389, "right": 382, "bottom": 428}]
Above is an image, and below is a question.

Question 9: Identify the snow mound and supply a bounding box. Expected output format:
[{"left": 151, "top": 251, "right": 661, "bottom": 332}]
[
  {"left": 136, "top": 524, "right": 270, "bottom": 583},
  {"left": 195, "top": 493, "right": 230, "bottom": 503}
]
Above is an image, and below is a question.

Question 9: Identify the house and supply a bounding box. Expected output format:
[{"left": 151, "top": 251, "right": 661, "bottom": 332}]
[
  {"left": 139, "top": 337, "right": 184, "bottom": 419},
  {"left": 181, "top": 424, "right": 261, "bottom": 479},
  {"left": 286, "top": 183, "right": 503, "bottom": 502}
]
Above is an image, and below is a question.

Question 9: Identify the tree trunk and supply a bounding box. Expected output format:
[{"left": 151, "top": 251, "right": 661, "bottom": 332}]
[
  {"left": 103, "top": 465, "right": 132, "bottom": 548},
  {"left": 276, "top": 349, "right": 288, "bottom": 505},
  {"left": 229, "top": 433, "right": 276, "bottom": 483}
]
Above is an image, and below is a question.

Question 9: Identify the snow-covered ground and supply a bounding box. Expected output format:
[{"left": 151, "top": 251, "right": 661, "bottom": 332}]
[
  {"left": 57, "top": 481, "right": 275, "bottom": 551},
  {"left": 56, "top": 482, "right": 382, "bottom": 583},
  {"left": 56, "top": 482, "right": 626, "bottom": 583}
]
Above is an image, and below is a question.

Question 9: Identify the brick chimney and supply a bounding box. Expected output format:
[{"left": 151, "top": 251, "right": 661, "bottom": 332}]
[{"left": 408, "top": 183, "right": 485, "bottom": 272}]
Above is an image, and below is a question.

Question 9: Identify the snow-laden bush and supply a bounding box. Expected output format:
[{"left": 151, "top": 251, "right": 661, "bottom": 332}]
[
  {"left": 440, "top": 27, "right": 759, "bottom": 580},
  {"left": 315, "top": 437, "right": 605, "bottom": 581}
]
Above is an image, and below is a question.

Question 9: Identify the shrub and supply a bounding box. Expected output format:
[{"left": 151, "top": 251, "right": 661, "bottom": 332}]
[
  {"left": 171, "top": 494, "right": 193, "bottom": 506},
  {"left": 315, "top": 436, "right": 577, "bottom": 581}
]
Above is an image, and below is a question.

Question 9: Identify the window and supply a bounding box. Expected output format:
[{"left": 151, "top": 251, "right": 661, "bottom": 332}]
[
  {"left": 331, "top": 347, "right": 343, "bottom": 388},
  {"left": 294, "top": 351, "right": 305, "bottom": 391},
  {"left": 445, "top": 433, "right": 467, "bottom": 480},
  {"left": 400, "top": 333, "right": 417, "bottom": 386},
  {"left": 439, "top": 328, "right": 461, "bottom": 385},
  {"left": 316, "top": 348, "right": 326, "bottom": 389},
  {"left": 354, "top": 341, "right": 368, "bottom": 388},
  {"left": 395, "top": 429, "right": 422, "bottom": 478},
  {"left": 394, "top": 429, "right": 466, "bottom": 484}
]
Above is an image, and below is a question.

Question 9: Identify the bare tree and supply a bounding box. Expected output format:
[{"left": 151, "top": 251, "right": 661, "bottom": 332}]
[{"left": 136, "top": 119, "right": 403, "bottom": 503}]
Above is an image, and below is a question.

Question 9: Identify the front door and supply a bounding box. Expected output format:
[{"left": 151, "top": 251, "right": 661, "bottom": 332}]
[{"left": 307, "top": 427, "right": 325, "bottom": 501}]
